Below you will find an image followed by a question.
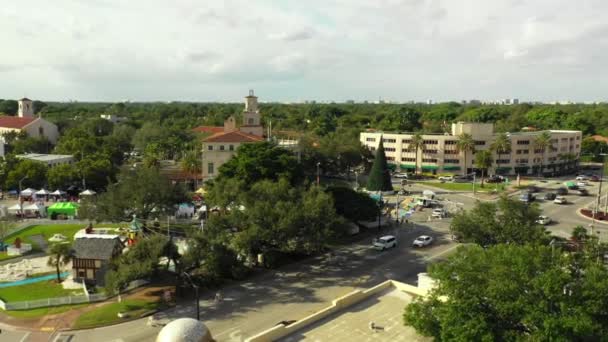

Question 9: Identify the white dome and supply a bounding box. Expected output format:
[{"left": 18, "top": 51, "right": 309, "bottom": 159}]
[{"left": 156, "top": 318, "right": 213, "bottom": 342}]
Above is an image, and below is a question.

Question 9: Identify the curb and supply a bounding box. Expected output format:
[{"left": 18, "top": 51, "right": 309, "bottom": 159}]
[{"left": 576, "top": 208, "right": 608, "bottom": 226}]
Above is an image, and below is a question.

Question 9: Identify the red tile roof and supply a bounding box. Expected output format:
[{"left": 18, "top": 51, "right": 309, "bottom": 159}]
[
  {"left": 192, "top": 126, "right": 224, "bottom": 134},
  {"left": 591, "top": 135, "right": 608, "bottom": 143},
  {"left": 0, "top": 116, "right": 37, "bottom": 129},
  {"left": 203, "top": 130, "right": 264, "bottom": 143}
]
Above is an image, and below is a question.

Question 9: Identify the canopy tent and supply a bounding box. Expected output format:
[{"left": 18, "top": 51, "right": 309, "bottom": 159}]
[
  {"left": 7, "top": 204, "right": 22, "bottom": 212},
  {"left": 47, "top": 202, "right": 79, "bottom": 217},
  {"left": 79, "top": 189, "right": 97, "bottom": 196},
  {"left": 195, "top": 188, "right": 207, "bottom": 195},
  {"left": 423, "top": 190, "right": 436, "bottom": 199},
  {"left": 23, "top": 203, "right": 45, "bottom": 215},
  {"left": 176, "top": 203, "right": 195, "bottom": 217},
  {"left": 35, "top": 189, "right": 50, "bottom": 196},
  {"left": 20, "top": 188, "right": 35, "bottom": 197},
  {"left": 197, "top": 205, "right": 207, "bottom": 213},
  {"left": 50, "top": 190, "right": 66, "bottom": 196}
]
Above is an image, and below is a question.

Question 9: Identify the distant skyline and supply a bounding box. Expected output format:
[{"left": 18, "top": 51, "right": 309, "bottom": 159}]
[{"left": 2, "top": 1, "right": 608, "bottom": 102}]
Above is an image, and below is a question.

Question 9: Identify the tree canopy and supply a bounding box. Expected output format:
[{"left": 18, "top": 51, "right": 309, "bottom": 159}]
[{"left": 366, "top": 139, "right": 393, "bottom": 191}]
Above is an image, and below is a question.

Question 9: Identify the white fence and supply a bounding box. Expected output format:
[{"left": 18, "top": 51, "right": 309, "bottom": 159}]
[{"left": 0, "top": 279, "right": 149, "bottom": 311}]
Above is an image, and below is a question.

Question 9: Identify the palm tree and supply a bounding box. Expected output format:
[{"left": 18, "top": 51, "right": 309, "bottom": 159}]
[
  {"left": 181, "top": 150, "right": 202, "bottom": 189},
  {"left": 533, "top": 132, "right": 552, "bottom": 178},
  {"left": 47, "top": 243, "right": 73, "bottom": 283},
  {"left": 490, "top": 133, "right": 511, "bottom": 175},
  {"left": 457, "top": 133, "right": 475, "bottom": 175},
  {"left": 474, "top": 150, "right": 493, "bottom": 187},
  {"left": 410, "top": 133, "right": 424, "bottom": 175}
]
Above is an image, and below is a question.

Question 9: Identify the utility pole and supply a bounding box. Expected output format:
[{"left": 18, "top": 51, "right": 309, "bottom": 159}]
[
  {"left": 316, "top": 162, "right": 321, "bottom": 186},
  {"left": 472, "top": 173, "right": 476, "bottom": 196}
]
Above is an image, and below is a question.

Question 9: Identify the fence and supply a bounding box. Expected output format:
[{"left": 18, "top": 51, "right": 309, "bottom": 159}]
[{"left": 0, "top": 279, "right": 149, "bottom": 311}]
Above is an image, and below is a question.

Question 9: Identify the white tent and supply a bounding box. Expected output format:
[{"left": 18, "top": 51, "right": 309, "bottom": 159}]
[
  {"left": 20, "top": 188, "right": 35, "bottom": 197},
  {"left": 35, "top": 189, "right": 50, "bottom": 196},
  {"left": 176, "top": 203, "right": 195, "bottom": 217},
  {"left": 79, "top": 189, "right": 97, "bottom": 196},
  {"left": 23, "top": 203, "right": 45, "bottom": 212},
  {"left": 51, "top": 190, "right": 66, "bottom": 196},
  {"left": 422, "top": 190, "right": 436, "bottom": 199},
  {"left": 7, "top": 204, "right": 22, "bottom": 212}
]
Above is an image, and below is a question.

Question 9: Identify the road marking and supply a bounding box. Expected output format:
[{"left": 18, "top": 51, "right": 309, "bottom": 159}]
[
  {"left": 40, "top": 327, "right": 54, "bottom": 332},
  {"left": 213, "top": 327, "right": 242, "bottom": 338},
  {"left": 425, "top": 244, "right": 460, "bottom": 261},
  {"left": 19, "top": 332, "right": 30, "bottom": 342}
]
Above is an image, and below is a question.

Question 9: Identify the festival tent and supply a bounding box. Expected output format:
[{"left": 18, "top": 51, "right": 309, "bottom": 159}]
[
  {"left": 35, "top": 189, "right": 50, "bottom": 196},
  {"left": 47, "top": 202, "right": 79, "bottom": 217},
  {"left": 20, "top": 188, "right": 35, "bottom": 197},
  {"left": 23, "top": 203, "right": 46, "bottom": 216},
  {"left": 7, "top": 204, "right": 21, "bottom": 213},
  {"left": 79, "top": 189, "right": 97, "bottom": 196},
  {"left": 50, "top": 190, "right": 66, "bottom": 196}
]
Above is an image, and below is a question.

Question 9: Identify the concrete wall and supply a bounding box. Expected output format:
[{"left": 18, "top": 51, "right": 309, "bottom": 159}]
[{"left": 245, "top": 280, "right": 428, "bottom": 342}]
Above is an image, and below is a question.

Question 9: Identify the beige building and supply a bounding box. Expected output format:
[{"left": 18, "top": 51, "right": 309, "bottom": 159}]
[
  {"left": 200, "top": 90, "right": 265, "bottom": 181},
  {"left": 360, "top": 122, "right": 582, "bottom": 176},
  {"left": 0, "top": 98, "right": 59, "bottom": 144}
]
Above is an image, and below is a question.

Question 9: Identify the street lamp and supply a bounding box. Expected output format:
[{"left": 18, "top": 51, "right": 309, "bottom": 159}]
[
  {"left": 316, "top": 162, "right": 321, "bottom": 186},
  {"left": 182, "top": 272, "right": 200, "bottom": 321},
  {"left": 18, "top": 175, "right": 28, "bottom": 215}
]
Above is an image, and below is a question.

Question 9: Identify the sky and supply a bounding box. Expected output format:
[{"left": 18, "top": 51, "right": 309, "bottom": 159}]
[{"left": 1, "top": 0, "right": 608, "bottom": 103}]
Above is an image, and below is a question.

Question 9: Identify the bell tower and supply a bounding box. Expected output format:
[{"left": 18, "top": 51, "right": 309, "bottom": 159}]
[
  {"left": 18, "top": 98, "right": 34, "bottom": 117},
  {"left": 240, "top": 89, "right": 264, "bottom": 136}
]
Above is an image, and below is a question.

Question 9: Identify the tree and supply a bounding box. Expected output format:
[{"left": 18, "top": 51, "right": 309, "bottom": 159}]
[
  {"left": 5, "top": 159, "right": 48, "bottom": 190},
  {"left": 490, "top": 132, "right": 511, "bottom": 174},
  {"left": 325, "top": 186, "right": 379, "bottom": 222},
  {"left": 10, "top": 136, "right": 51, "bottom": 154},
  {"left": 410, "top": 133, "right": 424, "bottom": 174},
  {"left": 47, "top": 163, "right": 79, "bottom": 189},
  {"left": 404, "top": 244, "right": 608, "bottom": 341},
  {"left": 366, "top": 138, "right": 393, "bottom": 191},
  {"left": 450, "top": 196, "right": 547, "bottom": 246},
  {"left": 47, "top": 243, "right": 73, "bottom": 282},
  {"left": 474, "top": 150, "right": 493, "bottom": 187},
  {"left": 180, "top": 150, "right": 201, "bottom": 189},
  {"left": 456, "top": 133, "right": 475, "bottom": 175},
  {"left": 534, "top": 131, "right": 552, "bottom": 177},
  {"left": 86, "top": 166, "right": 187, "bottom": 222},
  {"left": 0, "top": 100, "right": 18, "bottom": 115}
]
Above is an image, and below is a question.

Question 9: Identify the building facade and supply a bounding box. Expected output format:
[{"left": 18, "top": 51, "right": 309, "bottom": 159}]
[
  {"left": 16, "top": 153, "right": 74, "bottom": 167},
  {"left": 360, "top": 122, "right": 582, "bottom": 176},
  {"left": 0, "top": 98, "right": 59, "bottom": 144},
  {"left": 200, "top": 90, "right": 265, "bottom": 181}
]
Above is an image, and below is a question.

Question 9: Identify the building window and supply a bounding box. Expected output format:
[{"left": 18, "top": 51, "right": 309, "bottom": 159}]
[
  {"left": 208, "top": 163, "right": 214, "bottom": 174},
  {"left": 576, "top": 136, "right": 580, "bottom": 140},
  {"left": 423, "top": 149, "right": 437, "bottom": 154},
  {"left": 39, "top": 127, "right": 44, "bottom": 136},
  {"left": 423, "top": 140, "right": 438, "bottom": 145},
  {"left": 444, "top": 159, "right": 460, "bottom": 164},
  {"left": 496, "top": 159, "right": 510, "bottom": 164},
  {"left": 444, "top": 140, "right": 457, "bottom": 145},
  {"left": 516, "top": 159, "right": 529, "bottom": 164},
  {"left": 402, "top": 139, "right": 412, "bottom": 144},
  {"left": 516, "top": 149, "right": 529, "bottom": 154},
  {"left": 534, "top": 149, "right": 543, "bottom": 154},
  {"left": 208, "top": 145, "right": 213, "bottom": 151},
  {"left": 517, "top": 140, "right": 530, "bottom": 145},
  {"left": 229, "top": 145, "right": 234, "bottom": 151},
  {"left": 550, "top": 139, "right": 558, "bottom": 144},
  {"left": 387, "top": 156, "right": 395, "bottom": 161},
  {"left": 561, "top": 138, "right": 568, "bottom": 142},
  {"left": 385, "top": 147, "right": 396, "bottom": 152},
  {"left": 383, "top": 138, "right": 397, "bottom": 143},
  {"left": 444, "top": 150, "right": 458, "bottom": 155},
  {"left": 422, "top": 158, "right": 437, "bottom": 163},
  {"left": 366, "top": 138, "right": 376, "bottom": 142},
  {"left": 248, "top": 118, "right": 254, "bottom": 125},
  {"left": 402, "top": 158, "right": 416, "bottom": 162},
  {"left": 474, "top": 140, "right": 486, "bottom": 146},
  {"left": 220, "top": 145, "right": 225, "bottom": 151}
]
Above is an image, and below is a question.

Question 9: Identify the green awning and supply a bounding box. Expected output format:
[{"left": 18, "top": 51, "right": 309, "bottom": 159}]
[
  {"left": 443, "top": 166, "right": 460, "bottom": 171},
  {"left": 421, "top": 165, "right": 439, "bottom": 170},
  {"left": 496, "top": 167, "right": 512, "bottom": 172},
  {"left": 47, "top": 202, "right": 79, "bottom": 216},
  {"left": 387, "top": 163, "right": 397, "bottom": 171},
  {"left": 400, "top": 164, "right": 415, "bottom": 170}
]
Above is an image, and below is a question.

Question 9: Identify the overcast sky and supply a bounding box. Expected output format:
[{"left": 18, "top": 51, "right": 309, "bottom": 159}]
[{"left": 1, "top": 0, "right": 608, "bottom": 103}]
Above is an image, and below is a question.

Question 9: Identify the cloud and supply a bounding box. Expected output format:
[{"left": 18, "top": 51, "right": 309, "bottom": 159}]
[{"left": 268, "top": 29, "right": 314, "bottom": 42}]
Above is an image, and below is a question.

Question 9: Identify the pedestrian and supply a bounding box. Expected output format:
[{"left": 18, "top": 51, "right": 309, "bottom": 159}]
[{"left": 369, "top": 321, "right": 375, "bottom": 331}]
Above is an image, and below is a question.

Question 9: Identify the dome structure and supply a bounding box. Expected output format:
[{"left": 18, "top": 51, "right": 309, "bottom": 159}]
[{"left": 156, "top": 318, "right": 214, "bottom": 342}]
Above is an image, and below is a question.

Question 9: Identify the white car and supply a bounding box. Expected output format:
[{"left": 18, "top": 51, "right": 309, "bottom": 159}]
[
  {"left": 48, "top": 234, "right": 67, "bottom": 242},
  {"left": 554, "top": 196, "right": 567, "bottom": 204},
  {"left": 393, "top": 173, "right": 408, "bottom": 179},
  {"left": 576, "top": 175, "right": 589, "bottom": 181},
  {"left": 576, "top": 181, "right": 588, "bottom": 187},
  {"left": 412, "top": 235, "right": 433, "bottom": 247},
  {"left": 438, "top": 176, "right": 454, "bottom": 182},
  {"left": 432, "top": 208, "right": 446, "bottom": 218},
  {"left": 373, "top": 235, "right": 397, "bottom": 250},
  {"left": 536, "top": 215, "right": 551, "bottom": 225}
]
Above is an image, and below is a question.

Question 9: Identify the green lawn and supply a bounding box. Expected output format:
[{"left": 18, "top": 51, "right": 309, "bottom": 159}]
[
  {"left": 0, "top": 280, "right": 83, "bottom": 302},
  {"left": 419, "top": 182, "right": 506, "bottom": 193},
  {"left": 1, "top": 303, "right": 89, "bottom": 319},
  {"left": 4, "top": 223, "right": 121, "bottom": 251},
  {"left": 73, "top": 299, "right": 161, "bottom": 329}
]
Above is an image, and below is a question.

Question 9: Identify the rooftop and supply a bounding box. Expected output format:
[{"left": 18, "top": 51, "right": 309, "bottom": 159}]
[
  {"left": 16, "top": 153, "right": 74, "bottom": 162},
  {"left": 192, "top": 126, "right": 224, "bottom": 134},
  {"left": 73, "top": 237, "right": 122, "bottom": 260},
  {"left": 0, "top": 116, "right": 37, "bottom": 129},
  {"left": 203, "top": 130, "right": 264, "bottom": 143}
]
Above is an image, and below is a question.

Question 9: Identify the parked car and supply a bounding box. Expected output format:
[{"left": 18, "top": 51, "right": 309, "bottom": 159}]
[
  {"left": 453, "top": 175, "right": 472, "bottom": 183},
  {"left": 438, "top": 175, "right": 454, "bottom": 182},
  {"left": 486, "top": 175, "right": 504, "bottom": 183},
  {"left": 412, "top": 235, "right": 433, "bottom": 247},
  {"left": 554, "top": 196, "right": 567, "bottom": 204},
  {"left": 527, "top": 185, "right": 541, "bottom": 193},
  {"left": 578, "top": 188, "right": 589, "bottom": 196},
  {"left": 536, "top": 215, "right": 551, "bottom": 225},
  {"left": 432, "top": 208, "right": 446, "bottom": 218},
  {"left": 590, "top": 175, "right": 600, "bottom": 182},
  {"left": 373, "top": 235, "right": 397, "bottom": 251},
  {"left": 519, "top": 192, "right": 535, "bottom": 203},
  {"left": 576, "top": 175, "right": 589, "bottom": 181},
  {"left": 576, "top": 181, "right": 588, "bottom": 187},
  {"left": 543, "top": 193, "right": 557, "bottom": 201},
  {"left": 556, "top": 187, "right": 568, "bottom": 196},
  {"left": 393, "top": 173, "right": 408, "bottom": 179}
]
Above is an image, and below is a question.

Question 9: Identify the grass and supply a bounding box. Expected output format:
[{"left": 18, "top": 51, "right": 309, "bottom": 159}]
[
  {"left": 419, "top": 181, "right": 507, "bottom": 193},
  {"left": 0, "top": 280, "right": 83, "bottom": 302},
  {"left": 4, "top": 223, "right": 121, "bottom": 251},
  {"left": 73, "top": 299, "right": 161, "bottom": 329},
  {"left": 1, "top": 303, "right": 89, "bottom": 319}
]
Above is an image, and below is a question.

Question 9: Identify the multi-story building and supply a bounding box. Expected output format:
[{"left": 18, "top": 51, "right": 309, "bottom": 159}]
[{"left": 360, "top": 122, "right": 582, "bottom": 176}]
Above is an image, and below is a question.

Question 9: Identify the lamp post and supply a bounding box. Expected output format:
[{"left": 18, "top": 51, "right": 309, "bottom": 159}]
[
  {"left": 182, "top": 272, "right": 200, "bottom": 321},
  {"left": 316, "top": 162, "right": 321, "bottom": 186},
  {"left": 593, "top": 153, "right": 607, "bottom": 233},
  {"left": 354, "top": 171, "right": 359, "bottom": 189},
  {"left": 18, "top": 175, "right": 28, "bottom": 215}
]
